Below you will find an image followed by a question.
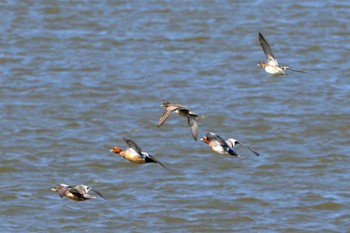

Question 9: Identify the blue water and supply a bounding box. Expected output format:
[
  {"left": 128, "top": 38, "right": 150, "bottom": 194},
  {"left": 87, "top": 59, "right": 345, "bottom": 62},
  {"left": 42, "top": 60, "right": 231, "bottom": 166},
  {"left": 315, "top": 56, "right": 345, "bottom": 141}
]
[{"left": 1, "top": 0, "right": 350, "bottom": 232}]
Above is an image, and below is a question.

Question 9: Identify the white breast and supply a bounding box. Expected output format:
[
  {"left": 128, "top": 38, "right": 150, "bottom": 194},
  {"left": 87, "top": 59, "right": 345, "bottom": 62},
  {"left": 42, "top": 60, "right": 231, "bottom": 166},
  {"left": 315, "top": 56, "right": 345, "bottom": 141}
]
[
  {"left": 265, "top": 65, "right": 284, "bottom": 75},
  {"left": 212, "top": 145, "right": 226, "bottom": 154}
]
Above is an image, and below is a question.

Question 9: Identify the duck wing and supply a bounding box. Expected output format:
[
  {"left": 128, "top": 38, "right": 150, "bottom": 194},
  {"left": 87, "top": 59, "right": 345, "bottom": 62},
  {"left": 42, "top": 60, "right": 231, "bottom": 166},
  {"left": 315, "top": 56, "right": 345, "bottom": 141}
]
[
  {"left": 144, "top": 153, "right": 169, "bottom": 171},
  {"left": 187, "top": 117, "right": 198, "bottom": 141},
  {"left": 259, "top": 32, "right": 279, "bottom": 66},
  {"left": 284, "top": 66, "right": 307, "bottom": 73},
  {"left": 235, "top": 141, "right": 260, "bottom": 156},
  {"left": 90, "top": 188, "right": 106, "bottom": 199},
  {"left": 123, "top": 137, "right": 142, "bottom": 154}
]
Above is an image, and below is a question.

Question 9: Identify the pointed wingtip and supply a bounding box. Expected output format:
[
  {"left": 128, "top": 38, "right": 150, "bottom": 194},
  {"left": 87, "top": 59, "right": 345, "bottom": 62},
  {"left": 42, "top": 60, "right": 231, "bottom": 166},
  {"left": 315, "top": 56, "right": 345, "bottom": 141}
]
[
  {"left": 246, "top": 146, "right": 260, "bottom": 156},
  {"left": 192, "top": 132, "right": 198, "bottom": 141},
  {"left": 157, "top": 119, "right": 165, "bottom": 127},
  {"left": 187, "top": 118, "right": 198, "bottom": 141},
  {"left": 150, "top": 156, "right": 170, "bottom": 171},
  {"left": 192, "top": 131, "right": 198, "bottom": 141},
  {"left": 92, "top": 189, "right": 106, "bottom": 200},
  {"left": 159, "top": 162, "right": 170, "bottom": 171}
]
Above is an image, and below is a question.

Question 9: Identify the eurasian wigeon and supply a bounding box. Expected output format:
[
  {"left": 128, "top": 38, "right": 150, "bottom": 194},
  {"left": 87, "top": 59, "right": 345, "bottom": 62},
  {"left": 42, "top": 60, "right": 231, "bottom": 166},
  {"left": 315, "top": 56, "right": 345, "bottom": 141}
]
[
  {"left": 158, "top": 102, "right": 199, "bottom": 141},
  {"left": 110, "top": 137, "right": 168, "bottom": 170},
  {"left": 257, "top": 32, "right": 306, "bottom": 76},
  {"left": 51, "top": 184, "right": 106, "bottom": 201},
  {"left": 200, "top": 132, "right": 239, "bottom": 157},
  {"left": 225, "top": 138, "right": 260, "bottom": 156}
]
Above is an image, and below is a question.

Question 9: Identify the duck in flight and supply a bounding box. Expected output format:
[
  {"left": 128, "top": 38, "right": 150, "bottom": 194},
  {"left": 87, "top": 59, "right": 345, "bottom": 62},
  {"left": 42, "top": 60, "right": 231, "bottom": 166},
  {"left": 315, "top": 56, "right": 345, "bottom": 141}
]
[
  {"left": 110, "top": 137, "right": 169, "bottom": 170},
  {"left": 51, "top": 184, "right": 106, "bottom": 201},
  {"left": 200, "top": 132, "right": 239, "bottom": 157},
  {"left": 257, "top": 32, "right": 306, "bottom": 76},
  {"left": 158, "top": 102, "right": 199, "bottom": 141}
]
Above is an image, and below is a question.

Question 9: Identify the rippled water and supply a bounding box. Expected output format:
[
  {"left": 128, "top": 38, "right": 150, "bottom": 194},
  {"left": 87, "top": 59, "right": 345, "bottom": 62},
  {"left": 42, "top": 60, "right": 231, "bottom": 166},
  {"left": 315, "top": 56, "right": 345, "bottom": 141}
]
[{"left": 1, "top": 0, "right": 350, "bottom": 232}]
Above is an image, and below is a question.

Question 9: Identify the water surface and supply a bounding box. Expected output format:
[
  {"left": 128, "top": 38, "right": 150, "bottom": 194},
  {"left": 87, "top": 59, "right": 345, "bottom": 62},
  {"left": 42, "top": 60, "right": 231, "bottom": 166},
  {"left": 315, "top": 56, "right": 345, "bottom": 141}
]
[{"left": 1, "top": 0, "right": 350, "bottom": 232}]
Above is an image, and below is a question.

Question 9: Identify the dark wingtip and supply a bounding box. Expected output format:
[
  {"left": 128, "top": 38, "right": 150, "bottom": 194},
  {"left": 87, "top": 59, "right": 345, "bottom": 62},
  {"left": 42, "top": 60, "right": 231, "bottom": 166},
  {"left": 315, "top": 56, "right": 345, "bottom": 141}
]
[
  {"left": 145, "top": 156, "right": 169, "bottom": 171},
  {"left": 92, "top": 189, "right": 107, "bottom": 200},
  {"left": 122, "top": 137, "right": 130, "bottom": 146},
  {"left": 158, "top": 162, "right": 170, "bottom": 171},
  {"left": 247, "top": 147, "right": 260, "bottom": 156}
]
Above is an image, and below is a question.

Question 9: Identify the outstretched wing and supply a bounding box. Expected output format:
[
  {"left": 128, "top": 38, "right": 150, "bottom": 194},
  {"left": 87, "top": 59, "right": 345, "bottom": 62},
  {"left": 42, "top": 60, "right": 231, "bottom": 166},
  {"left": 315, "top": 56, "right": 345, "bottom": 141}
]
[
  {"left": 236, "top": 140, "right": 260, "bottom": 156},
  {"left": 284, "top": 66, "right": 307, "bottom": 73},
  {"left": 158, "top": 106, "right": 183, "bottom": 127},
  {"left": 90, "top": 188, "right": 106, "bottom": 199},
  {"left": 123, "top": 137, "right": 142, "bottom": 154},
  {"left": 187, "top": 117, "right": 198, "bottom": 141},
  {"left": 158, "top": 108, "right": 173, "bottom": 127},
  {"left": 145, "top": 154, "right": 169, "bottom": 171},
  {"left": 259, "top": 32, "right": 278, "bottom": 66}
]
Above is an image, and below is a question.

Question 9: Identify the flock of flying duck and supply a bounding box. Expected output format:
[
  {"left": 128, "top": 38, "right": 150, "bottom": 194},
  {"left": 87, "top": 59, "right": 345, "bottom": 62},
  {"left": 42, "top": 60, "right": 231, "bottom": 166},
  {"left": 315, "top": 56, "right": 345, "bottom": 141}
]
[{"left": 51, "top": 32, "right": 306, "bottom": 201}]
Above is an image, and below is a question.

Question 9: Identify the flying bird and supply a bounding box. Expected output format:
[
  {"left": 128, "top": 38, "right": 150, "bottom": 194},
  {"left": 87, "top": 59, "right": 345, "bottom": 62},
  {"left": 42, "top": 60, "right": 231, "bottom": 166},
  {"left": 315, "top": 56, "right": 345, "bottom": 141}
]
[
  {"left": 200, "top": 132, "right": 239, "bottom": 157},
  {"left": 51, "top": 184, "right": 106, "bottom": 201},
  {"left": 110, "top": 137, "right": 169, "bottom": 170},
  {"left": 158, "top": 102, "right": 199, "bottom": 141},
  {"left": 257, "top": 32, "right": 306, "bottom": 76}
]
